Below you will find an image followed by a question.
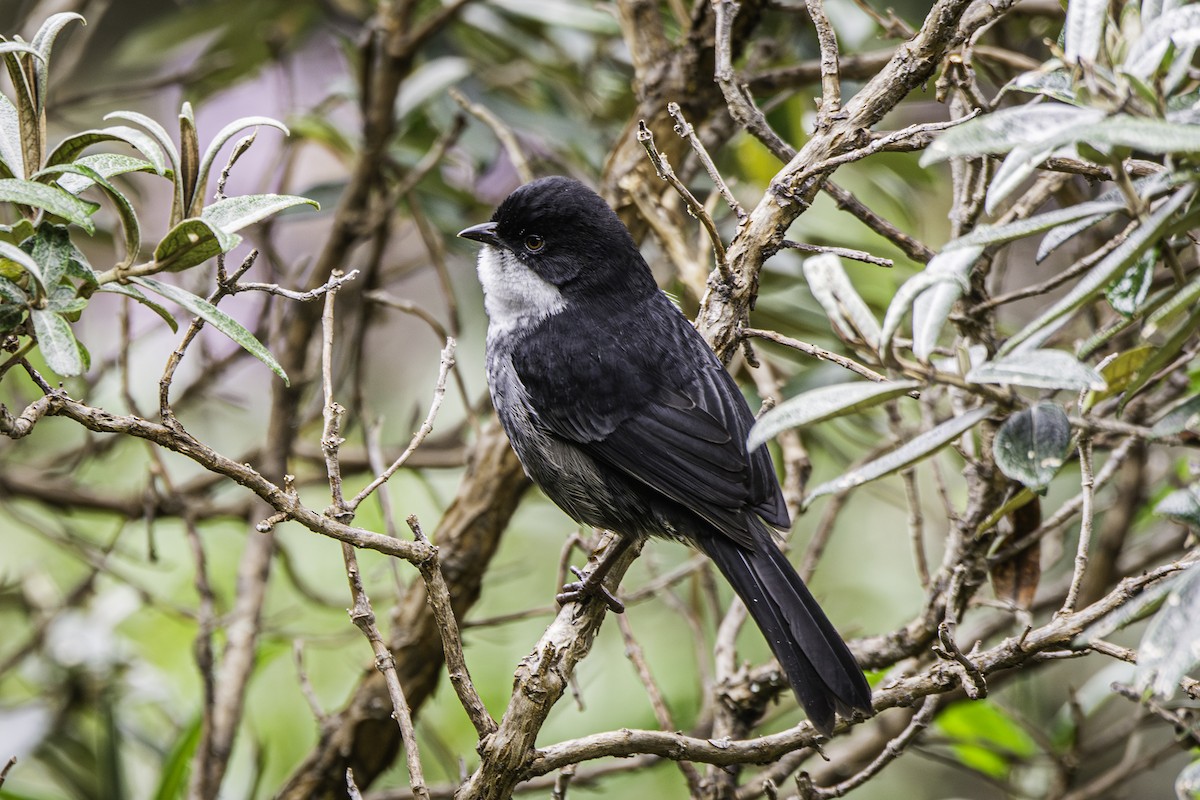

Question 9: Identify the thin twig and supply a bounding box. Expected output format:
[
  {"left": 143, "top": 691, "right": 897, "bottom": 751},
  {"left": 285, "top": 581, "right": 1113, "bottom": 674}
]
[
  {"left": 450, "top": 87, "right": 533, "bottom": 183},
  {"left": 1060, "top": 437, "right": 1095, "bottom": 615}
]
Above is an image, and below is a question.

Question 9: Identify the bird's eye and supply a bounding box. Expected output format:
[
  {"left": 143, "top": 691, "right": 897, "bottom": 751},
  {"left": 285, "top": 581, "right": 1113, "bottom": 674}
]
[{"left": 524, "top": 234, "right": 545, "bottom": 252}]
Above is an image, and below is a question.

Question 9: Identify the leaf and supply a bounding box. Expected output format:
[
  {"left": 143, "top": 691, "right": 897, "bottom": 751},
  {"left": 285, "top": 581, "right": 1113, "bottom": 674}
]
[
  {"left": 1145, "top": 272, "right": 1200, "bottom": 336},
  {"left": 1063, "top": 0, "right": 1108, "bottom": 64},
  {"left": 1135, "top": 562, "right": 1200, "bottom": 699},
  {"left": 152, "top": 716, "right": 202, "bottom": 800},
  {"left": 921, "top": 105, "right": 1106, "bottom": 163},
  {"left": 30, "top": 307, "right": 84, "bottom": 376},
  {"left": 911, "top": 277, "right": 963, "bottom": 361},
  {"left": 1036, "top": 173, "right": 1173, "bottom": 263},
  {"left": 45, "top": 126, "right": 169, "bottom": 176},
  {"left": 29, "top": 12, "right": 85, "bottom": 117},
  {"left": 178, "top": 102, "right": 200, "bottom": 219},
  {"left": 747, "top": 380, "right": 920, "bottom": 450},
  {"left": 1120, "top": 305, "right": 1200, "bottom": 409},
  {"left": 985, "top": 143, "right": 1057, "bottom": 214},
  {"left": 152, "top": 217, "right": 240, "bottom": 273},
  {"left": 22, "top": 223, "right": 77, "bottom": 291},
  {"left": 804, "top": 404, "right": 995, "bottom": 506},
  {"left": 993, "top": 403, "right": 1072, "bottom": 492},
  {"left": 880, "top": 245, "right": 978, "bottom": 358},
  {"left": 1003, "top": 63, "right": 1078, "bottom": 105},
  {"left": 1151, "top": 393, "right": 1200, "bottom": 437},
  {"left": 948, "top": 197, "right": 1125, "bottom": 251},
  {"left": 1125, "top": 5, "right": 1200, "bottom": 78},
  {"left": 96, "top": 283, "right": 178, "bottom": 333},
  {"left": 1155, "top": 485, "right": 1200, "bottom": 529},
  {"left": 201, "top": 193, "right": 318, "bottom": 233},
  {"left": 967, "top": 349, "right": 1106, "bottom": 391},
  {"left": 1105, "top": 247, "right": 1155, "bottom": 315},
  {"left": 35, "top": 164, "right": 140, "bottom": 267},
  {"left": 192, "top": 116, "right": 289, "bottom": 217},
  {"left": 0, "top": 92, "right": 24, "bottom": 179},
  {"left": 53, "top": 153, "right": 157, "bottom": 193},
  {"left": 1082, "top": 345, "right": 1154, "bottom": 409},
  {"left": 131, "top": 277, "right": 287, "bottom": 384},
  {"left": 0, "top": 238, "right": 46, "bottom": 289},
  {"left": 1000, "top": 184, "right": 1196, "bottom": 355},
  {"left": 0, "top": 178, "right": 100, "bottom": 232},
  {"left": 1176, "top": 759, "right": 1200, "bottom": 800},
  {"left": 990, "top": 498, "right": 1042, "bottom": 609},
  {"left": 802, "top": 253, "right": 881, "bottom": 349}
]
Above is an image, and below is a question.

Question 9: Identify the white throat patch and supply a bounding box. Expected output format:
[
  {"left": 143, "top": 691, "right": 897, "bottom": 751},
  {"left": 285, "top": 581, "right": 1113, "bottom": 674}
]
[{"left": 476, "top": 246, "right": 566, "bottom": 335}]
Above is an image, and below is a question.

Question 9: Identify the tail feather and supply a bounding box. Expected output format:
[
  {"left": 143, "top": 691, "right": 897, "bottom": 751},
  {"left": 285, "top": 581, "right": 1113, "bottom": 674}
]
[{"left": 700, "top": 522, "right": 872, "bottom": 735}]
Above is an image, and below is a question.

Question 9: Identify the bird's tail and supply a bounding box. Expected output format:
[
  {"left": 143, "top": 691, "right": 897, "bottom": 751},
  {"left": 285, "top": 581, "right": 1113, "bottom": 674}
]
[{"left": 699, "top": 522, "right": 872, "bottom": 736}]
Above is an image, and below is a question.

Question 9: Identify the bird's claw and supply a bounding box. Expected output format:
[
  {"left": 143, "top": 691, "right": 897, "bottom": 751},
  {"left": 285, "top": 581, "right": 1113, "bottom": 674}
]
[{"left": 556, "top": 565, "right": 625, "bottom": 613}]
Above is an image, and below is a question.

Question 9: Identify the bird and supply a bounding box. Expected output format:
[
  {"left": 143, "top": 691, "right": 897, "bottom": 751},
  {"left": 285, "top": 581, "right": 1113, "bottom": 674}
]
[{"left": 458, "top": 175, "right": 872, "bottom": 736}]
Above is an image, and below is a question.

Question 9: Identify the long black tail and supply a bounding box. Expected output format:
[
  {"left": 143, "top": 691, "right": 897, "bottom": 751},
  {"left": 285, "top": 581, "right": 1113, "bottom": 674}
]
[{"left": 699, "top": 521, "right": 872, "bottom": 736}]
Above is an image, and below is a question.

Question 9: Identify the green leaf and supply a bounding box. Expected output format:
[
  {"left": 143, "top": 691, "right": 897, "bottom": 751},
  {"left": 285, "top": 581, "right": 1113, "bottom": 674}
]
[
  {"left": 1003, "top": 63, "right": 1078, "bottom": 105},
  {"left": 881, "top": 245, "right": 978, "bottom": 358},
  {"left": 1155, "top": 486, "right": 1200, "bottom": 529},
  {"left": 53, "top": 153, "right": 157, "bottom": 193},
  {"left": 22, "top": 223, "right": 77, "bottom": 290},
  {"left": 152, "top": 217, "right": 240, "bottom": 273},
  {"left": 202, "top": 193, "right": 318, "bottom": 233},
  {"left": 29, "top": 12, "right": 85, "bottom": 117},
  {"left": 1083, "top": 345, "right": 1154, "bottom": 409},
  {"left": 152, "top": 716, "right": 202, "bottom": 800},
  {"left": 747, "top": 380, "right": 920, "bottom": 450},
  {"left": 30, "top": 307, "right": 84, "bottom": 376},
  {"left": 193, "top": 116, "right": 289, "bottom": 217},
  {"left": 967, "top": 349, "right": 1105, "bottom": 391},
  {"left": 1001, "top": 185, "right": 1197, "bottom": 355},
  {"left": 131, "top": 277, "right": 287, "bottom": 384},
  {"left": 45, "top": 126, "right": 169, "bottom": 175},
  {"left": 1120, "top": 305, "right": 1200, "bottom": 410},
  {"left": 805, "top": 404, "right": 995, "bottom": 506},
  {"left": 993, "top": 403, "right": 1071, "bottom": 492},
  {"left": 0, "top": 274, "right": 28, "bottom": 304},
  {"left": 0, "top": 178, "right": 100, "bottom": 232},
  {"left": 0, "top": 238, "right": 46, "bottom": 289},
  {"left": 1151, "top": 393, "right": 1200, "bottom": 437},
  {"left": 1105, "top": 247, "right": 1155, "bottom": 316},
  {"left": 921, "top": 105, "right": 1105, "bottom": 163},
  {"left": 1125, "top": 5, "right": 1200, "bottom": 77},
  {"left": 1135, "top": 562, "right": 1200, "bottom": 699},
  {"left": 948, "top": 198, "right": 1125, "bottom": 251},
  {"left": 0, "top": 92, "right": 24, "bottom": 179},
  {"left": 1063, "top": 0, "right": 1108, "bottom": 64},
  {"left": 802, "top": 253, "right": 881, "bottom": 350},
  {"left": 96, "top": 283, "right": 178, "bottom": 332},
  {"left": 938, "top": 703, "right": 1037, "bottom": 779},
  {"left": 36, "top": 163, "right": 141, "bottom": 268},
  {"left": 1145, "top": 272, "right": 1200, "bottom": 336}
]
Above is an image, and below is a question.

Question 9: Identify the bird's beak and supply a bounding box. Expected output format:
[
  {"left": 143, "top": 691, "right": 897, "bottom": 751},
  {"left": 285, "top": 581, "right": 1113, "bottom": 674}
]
[{"left": 457, "top": 221, "right": 500, "bottom": 246}]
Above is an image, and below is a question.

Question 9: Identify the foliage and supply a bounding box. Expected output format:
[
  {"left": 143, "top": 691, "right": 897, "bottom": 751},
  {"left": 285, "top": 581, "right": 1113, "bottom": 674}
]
[{"left": 0, "top": 2, "right": 1198, "bottom": 800}]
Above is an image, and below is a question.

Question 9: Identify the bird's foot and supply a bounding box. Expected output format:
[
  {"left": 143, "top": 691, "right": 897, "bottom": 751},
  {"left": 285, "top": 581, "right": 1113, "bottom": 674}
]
[{"left": 556, "top": 565, "right": 625, "bottom": 613}]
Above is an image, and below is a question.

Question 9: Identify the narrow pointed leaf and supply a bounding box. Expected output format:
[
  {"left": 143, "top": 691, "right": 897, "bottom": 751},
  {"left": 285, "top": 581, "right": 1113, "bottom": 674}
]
[
  {"left": 1155, "top": 486, "right": 1200, "bottom": 529},
  {"left": 153, "top": 217, "right": 240, "bottom": 273},
  {"left": 1064, "top": 0, "right": 1108, "bottom": 64},
  {"left": 202, "top": 193, "right": 318, "bottom": 233},
  {"left": 881, "top": 245, "right": 978, "bottom": 357},
  {"left": 30, "top": 307, "right": 83, "bottom": 376},
  {"left": 46, "top": 126, "right": 169, "bottom": 175},
  {"left": 950, "top": 198, "right": 1125, "bottom": 251},
  {"left": 193, "top": 116, "right": 289, "bottom": 217},
  {"left": 1120, "top": 306, "right": 1200, "bottom": 409},
  {"left": 993, "top": 403, "right": 1071, "bottom": 491},
  {"left": 921, "top": 106, "right": 1105, "bottom": 163},
  {"left": 802, "top": 253, "right": 881, "bottom": 349},
  {"left": 0, "top": 92, "right": 24, "bottom": 179},
  {"left": 1151, "top": 394, "right": 1200, "bottom": 437},
  {"left": 1135, "top": 562, "right": 1200, "bottom": 699},
  {"left": 968, "top": 349, "right": 1105, "bottom": 391},
  {"left": 748, "top": 380, "right": 919, "bottom": 450},
  {"left": 29, "top": 12, "right": 85, "bottom": 117},
  {"left": 0, "top": 238, "right": 44, "bottom": 288},
  {"left": 52, "top": 153, "right": 157, "bottom": 193},
  {"left": 1083, "top": 345, "right": 1154, "bottom": 409},
  {"left": 178, "top": 103, "right": 200, "bottom": 218},
  {"left": 131, "top": 276, "right": 287, "bottom": 384},
  {"left": 1001, "top": 185, "right": 1196, "bottom": 354},
  {"left": 1125, "top": 5, "right": 1200, "bottom": 77},
  {"left": 0, "top": 178, "right": 99, "bottom": 232},
  {"left": 805, "top": 404, "right": 995, "bottom": 506},
  {"left": 1145, "top": 272, "right": 1200, "bottom": 336},
  {"left": 986, "top": 144, "right": 1056, "bottom": 214}
]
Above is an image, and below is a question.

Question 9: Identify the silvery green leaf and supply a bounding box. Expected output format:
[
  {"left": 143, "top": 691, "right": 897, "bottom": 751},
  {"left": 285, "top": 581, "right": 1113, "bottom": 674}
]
[
  {"left": 1001, "top": 184, "right": 1196, "bottom": 355},
  {"left": 1156, "top": 486, "right": 1200, "bottom": 529},
  {"left": 1003, "top": 63, "right": 1077, "bottom": 105},
  {"left": 152, "top": 217, "right": 240, "bottom": 273},
  {"left": 46, "top": 126, "right": 169, "bottom": 175},
  {"left": 132, "top": 277, "right": 287, "bottom": 384},
  {"left": 192, "top": 116, "right": 289, "bottom": 217},
  {"left": 396, "top": 57, "right": 472, "bottom": 120},
  {"left": 0, "top": 93, "right": 24, "bottom": 179},
  {"left": 802, "top": 253, "right": 880, "bottom": 350},
  {"left": 967, "top": 349, "right": 1106, "bottom": 391},
  {"left": 993, "top": 403, "right": 1071, "bottom": 491},
  {"left": 881, "top": 245, "right": 979, "bottom": 357},
  {"left": 951, "top": 197, "right": 1125, "bottom": 251},
  {"left": 1064, "top": 0, "right": 1108, "bottom": 64},
  {"left": 53, "top": 154, "right": 156, "bottom": 193},
  {"left": 1125, "top": 5, "right": 1200, "bottom": 77},
  {"left": 30, "top": 307, "right": 83, "bottom": 376},
  {"left": 35, "top": 163, "right": 141, "bottom": 269},
  {"left": 0, "top": 238, "right": 45, "bottom": 289},
  {"left": 911, "top": 277, "right": 962, "bottom": 361},
  {"left": 1036, "top": 173, "right": 1173, "bottom": 263},
  {"left": 1135, "top": 562, "right": 1200, "bottom": 699},
  {"left": 1078, "top": 115, "right": 1200, "bottom": 153},
  {"left": 804, "top": 404, "right": 994, "bottom": 506},
  {"left": 29, "top": 12, "right": 85, "bottom": 117},
  {"left": 1105, "top": 247, "right": 1155, "bottom": 316},
  {"left": 921, "top": 105, "right": 1105, "bottom": 164},
  {"left": 1151, "top": 393, "right": 1200, "bottom": 437},
  {"left": 201, "top": 194, "right": 318, "bottom": 234},
  {"left": 0, "top": 178, "right": 100, "bottom": 233},
  {"left": 985, "top": 144, "right": 1057, "bottom": 214},
  {"left": 747, "top": 380, "right": 920, "bottom": 450}
]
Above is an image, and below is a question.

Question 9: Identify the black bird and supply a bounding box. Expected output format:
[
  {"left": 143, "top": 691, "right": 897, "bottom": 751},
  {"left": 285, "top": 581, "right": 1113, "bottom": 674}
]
[{"left": 458, "top": 176, "right": 872, "bottom": 735}]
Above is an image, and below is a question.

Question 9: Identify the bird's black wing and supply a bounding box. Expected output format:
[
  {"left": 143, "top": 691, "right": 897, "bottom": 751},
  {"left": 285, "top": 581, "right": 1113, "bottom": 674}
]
[{"left": 511, "top": 296, "right": 789, "bottom": 546}]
